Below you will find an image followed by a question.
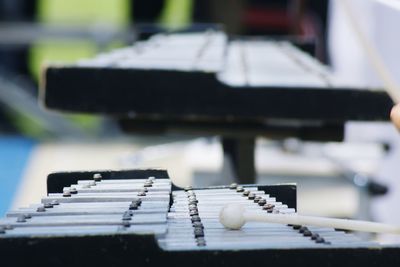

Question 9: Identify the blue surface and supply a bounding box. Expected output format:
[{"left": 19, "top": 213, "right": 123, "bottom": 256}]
[{"left": 0, "top": 136, "right": 35, "bottom": 216}]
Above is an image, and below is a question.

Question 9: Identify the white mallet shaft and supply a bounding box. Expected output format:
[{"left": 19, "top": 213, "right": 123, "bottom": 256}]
[{"left": 219, "top": 204, "right": 400, "bottom": 234}]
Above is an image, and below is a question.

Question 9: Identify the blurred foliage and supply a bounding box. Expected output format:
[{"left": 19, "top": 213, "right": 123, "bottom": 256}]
[
  {"left": 6, "top": 109, "right": 49, "bottom": 139},
  {"left": 37, "top": 0, "right": 131, "bottom": 26},
  {"left": 65, "top": 114, "right": 102, "bottom": 135},
  {"left": 29, "top": 39, "right": 97, "bottom": 81},
  {"left": 14, "top": 0, "right": 194, "bottom": 138},
  {"left": 6, "top": 108, "right": 102, "bottom": 139},
  {"left": 159, "top": 0, "right": 193, "bottom": 29},
  {"left": 24, "top": 0, "right": 131, "bottom": 137}
]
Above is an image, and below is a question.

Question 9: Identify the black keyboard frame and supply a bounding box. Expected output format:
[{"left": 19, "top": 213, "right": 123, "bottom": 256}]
[{"left": 1, "top": 169, "right": 399, "bottom": 267}]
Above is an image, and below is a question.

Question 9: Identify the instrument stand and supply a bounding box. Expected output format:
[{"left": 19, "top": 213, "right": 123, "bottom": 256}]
[{"left": 222, "top": 137, "right": 256, "bottom": 184}]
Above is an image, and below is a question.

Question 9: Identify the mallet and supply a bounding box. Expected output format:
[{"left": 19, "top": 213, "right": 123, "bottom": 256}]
[{"left": 219, "top": 204, "right": 400, "bottom": 234}]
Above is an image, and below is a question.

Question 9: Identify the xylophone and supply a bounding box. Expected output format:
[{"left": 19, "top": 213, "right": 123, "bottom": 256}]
[
  {"left": 40, "top": 29, "right": 395, "bottom": 184},
  {"left": 42, "top": 29, "right": 392, "bottom": 122},
  {"left": 0, "top": 169, "right": 399, "bottom": 267}
]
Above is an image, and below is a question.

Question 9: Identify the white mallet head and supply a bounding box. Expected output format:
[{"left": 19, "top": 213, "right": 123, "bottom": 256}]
[{"left": 219, "top": 203, "right": 246, "bottom": 230}]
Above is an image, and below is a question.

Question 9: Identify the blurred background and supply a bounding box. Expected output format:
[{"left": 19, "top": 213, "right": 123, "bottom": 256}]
[{"left": 1, "top": 0, "right": 400, "bottom": 243}]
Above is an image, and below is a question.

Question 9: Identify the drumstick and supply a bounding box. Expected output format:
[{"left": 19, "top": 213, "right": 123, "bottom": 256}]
[
  {"left": 337, "top": 0, "right": 400, "bottom": 103},
  {"left": 219, "top": 204, "right": 400, "bottom": 234}
]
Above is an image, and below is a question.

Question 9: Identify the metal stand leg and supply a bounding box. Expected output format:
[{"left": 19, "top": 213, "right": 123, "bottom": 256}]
[{"left": 222, "top": 137, "right": 256, "bottom": 184}]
